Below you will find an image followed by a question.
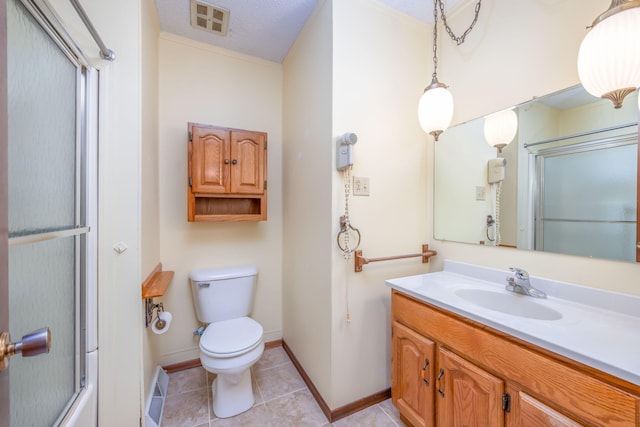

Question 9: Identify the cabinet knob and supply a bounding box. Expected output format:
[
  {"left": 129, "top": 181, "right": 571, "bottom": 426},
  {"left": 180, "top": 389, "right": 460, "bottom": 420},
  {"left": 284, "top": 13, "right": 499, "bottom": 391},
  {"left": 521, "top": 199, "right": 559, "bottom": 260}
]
[
  {"left": 224, "top": 159, "right": 230, "bottom": 164},
  {"left": 232, "top": 159, "right": 238, "bottom": 165}
]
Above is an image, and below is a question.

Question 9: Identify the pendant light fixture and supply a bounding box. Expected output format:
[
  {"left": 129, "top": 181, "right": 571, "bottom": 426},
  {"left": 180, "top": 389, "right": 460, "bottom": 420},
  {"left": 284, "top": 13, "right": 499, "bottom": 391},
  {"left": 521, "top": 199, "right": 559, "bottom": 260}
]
[
  {"left": 577, "top": 0, "right": 640, "bottom": 108},
  {"left": 418, "top": 0, "right": 482, "bottom": 140}
]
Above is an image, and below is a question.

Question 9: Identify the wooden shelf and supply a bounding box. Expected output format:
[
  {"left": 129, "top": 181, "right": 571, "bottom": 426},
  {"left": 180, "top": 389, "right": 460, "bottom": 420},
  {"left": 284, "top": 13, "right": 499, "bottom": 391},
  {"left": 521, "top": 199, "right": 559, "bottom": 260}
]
[{"left": 141, "top": 263, "right": 174, "bottom": 299}]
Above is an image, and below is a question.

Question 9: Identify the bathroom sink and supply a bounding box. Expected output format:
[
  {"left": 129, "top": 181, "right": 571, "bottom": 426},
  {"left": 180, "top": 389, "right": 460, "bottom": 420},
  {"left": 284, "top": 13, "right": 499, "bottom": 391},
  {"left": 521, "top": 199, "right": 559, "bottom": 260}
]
[{"left": 455, "top": 288, "right": 563, "bottom": 321}]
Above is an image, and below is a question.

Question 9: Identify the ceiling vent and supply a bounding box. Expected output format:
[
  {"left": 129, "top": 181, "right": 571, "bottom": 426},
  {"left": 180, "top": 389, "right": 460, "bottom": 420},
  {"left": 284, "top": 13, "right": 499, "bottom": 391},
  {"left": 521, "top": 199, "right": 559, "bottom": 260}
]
[{"left": 190, "top": 0, "right": 230, "bottom": 36}]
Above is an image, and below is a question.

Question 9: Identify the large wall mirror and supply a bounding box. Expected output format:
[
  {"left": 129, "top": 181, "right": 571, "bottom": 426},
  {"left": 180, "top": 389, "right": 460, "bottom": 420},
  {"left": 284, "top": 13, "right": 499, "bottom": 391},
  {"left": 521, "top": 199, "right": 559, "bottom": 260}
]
[{"left": 434, "top": 85, "right": 639, "bottom": 263}]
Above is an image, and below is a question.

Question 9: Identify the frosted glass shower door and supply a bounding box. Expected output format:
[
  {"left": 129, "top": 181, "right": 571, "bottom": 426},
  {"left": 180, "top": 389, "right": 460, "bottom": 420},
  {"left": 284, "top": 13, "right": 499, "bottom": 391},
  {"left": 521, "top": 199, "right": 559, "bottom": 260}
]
[
  {"left": 4, "top": 0, "right": 95, "bottom": 425},
  {"left": 537, "top": 141, "right": 637, "bottom": 262}
]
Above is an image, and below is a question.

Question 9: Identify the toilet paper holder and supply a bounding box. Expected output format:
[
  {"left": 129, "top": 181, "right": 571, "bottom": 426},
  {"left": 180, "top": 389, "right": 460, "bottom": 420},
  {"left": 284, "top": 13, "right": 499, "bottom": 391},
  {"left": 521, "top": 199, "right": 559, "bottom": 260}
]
[
  {"left": 145, "top": 299, "right": 166, "bottom": 329},
  {"left": 141, "top": 263, "right": 175, "bottom": 329}
]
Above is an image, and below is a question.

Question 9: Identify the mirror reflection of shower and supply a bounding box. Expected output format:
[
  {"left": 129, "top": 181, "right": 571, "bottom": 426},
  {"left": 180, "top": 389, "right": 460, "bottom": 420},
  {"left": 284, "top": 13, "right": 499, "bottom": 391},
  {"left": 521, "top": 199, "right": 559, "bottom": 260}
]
[{"left": 434, "top": 84, "right": 638, "bottom": 262}]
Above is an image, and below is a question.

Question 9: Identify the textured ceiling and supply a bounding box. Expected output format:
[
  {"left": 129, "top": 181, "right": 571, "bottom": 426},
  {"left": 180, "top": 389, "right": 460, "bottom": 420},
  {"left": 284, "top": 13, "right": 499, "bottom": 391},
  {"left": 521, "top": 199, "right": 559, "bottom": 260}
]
[{"left": 154, "top": 0, "right": 467, "bottom": 63}]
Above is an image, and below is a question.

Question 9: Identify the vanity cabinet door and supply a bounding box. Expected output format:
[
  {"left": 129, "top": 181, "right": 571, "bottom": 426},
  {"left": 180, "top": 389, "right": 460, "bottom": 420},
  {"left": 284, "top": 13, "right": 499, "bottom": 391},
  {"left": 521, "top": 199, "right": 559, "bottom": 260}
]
[
  {"left": 436, "top": 347, "right": 504, "bottom": 427},
  {"left": 507, "top": 387, "right": 583, "bottom": 427},
  {"left": 392, "top": 321, "right": 435, "bottom": 427}
]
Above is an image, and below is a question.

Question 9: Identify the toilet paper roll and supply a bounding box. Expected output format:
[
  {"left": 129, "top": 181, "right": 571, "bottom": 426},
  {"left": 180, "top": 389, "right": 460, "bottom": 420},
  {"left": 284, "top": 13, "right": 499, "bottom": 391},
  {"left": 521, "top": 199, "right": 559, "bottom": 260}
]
[{"left": 152, "top": 311, "right": 172, "bottom": 335}]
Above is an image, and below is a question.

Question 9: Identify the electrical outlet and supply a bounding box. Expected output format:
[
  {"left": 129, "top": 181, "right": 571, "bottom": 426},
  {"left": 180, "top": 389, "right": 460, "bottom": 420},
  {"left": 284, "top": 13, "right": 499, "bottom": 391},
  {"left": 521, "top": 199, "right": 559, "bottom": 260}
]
[
  {"left": 353, "top": 176, "right": 370, "bottom": 196},
  {"left": 475, "top": 186, "right": 486, "bottom": 201}
]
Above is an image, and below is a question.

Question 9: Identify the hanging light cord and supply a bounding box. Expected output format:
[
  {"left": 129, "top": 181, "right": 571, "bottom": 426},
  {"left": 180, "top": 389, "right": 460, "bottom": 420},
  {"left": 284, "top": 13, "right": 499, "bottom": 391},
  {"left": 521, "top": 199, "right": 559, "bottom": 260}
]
[
  {"left": 431, "top": 0, "right": 440, "bottom": 81},
  {"left": 438, "top": 0, "right": 482, "bottom": 46},
  {"left": 431, "top": 0, "right": 482, "bottom": 80}
]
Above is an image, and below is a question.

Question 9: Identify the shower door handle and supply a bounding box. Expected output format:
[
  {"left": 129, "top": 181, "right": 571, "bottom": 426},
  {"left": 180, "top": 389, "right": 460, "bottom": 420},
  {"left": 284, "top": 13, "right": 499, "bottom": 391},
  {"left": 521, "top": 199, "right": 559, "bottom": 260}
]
[{"left": 0, "top": 327, "right": 51, "bottom": 371}]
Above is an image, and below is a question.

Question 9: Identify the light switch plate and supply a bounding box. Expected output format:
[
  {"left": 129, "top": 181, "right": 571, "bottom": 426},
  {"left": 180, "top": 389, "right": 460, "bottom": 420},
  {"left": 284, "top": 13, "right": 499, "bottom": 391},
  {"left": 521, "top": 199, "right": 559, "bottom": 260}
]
[
  {"left": 353, "top": 177, "right": 370, "bottom": 196},
  {"left": 475, "top": 186, "right": 486, "bottom": 201}
]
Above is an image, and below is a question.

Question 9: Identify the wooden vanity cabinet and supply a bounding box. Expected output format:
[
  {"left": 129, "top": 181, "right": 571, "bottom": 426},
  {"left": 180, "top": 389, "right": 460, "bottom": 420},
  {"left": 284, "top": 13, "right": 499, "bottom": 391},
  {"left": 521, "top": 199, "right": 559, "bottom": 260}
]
[
  {"left": 187, "top": 123, "right": 267, "bottom": 221},
  {"left": 391, "top": 290, "right": 640, "bottom": 427}
]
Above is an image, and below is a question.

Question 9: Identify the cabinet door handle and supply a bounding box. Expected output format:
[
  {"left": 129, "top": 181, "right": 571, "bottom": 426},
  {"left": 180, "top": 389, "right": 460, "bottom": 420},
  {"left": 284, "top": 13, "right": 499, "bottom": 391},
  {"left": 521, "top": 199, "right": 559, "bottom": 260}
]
[
  {"left": 232, "top": 159, "right": 238, "bottom": 165},
  {"left": 437, "top": 368, "right": 445, "bottom": 397},
  {"left": 422, "top": 358, "right": 431, "bottom": 385},
  {"left": 422, "top": 358, "right": 430, "bottom": 386}
]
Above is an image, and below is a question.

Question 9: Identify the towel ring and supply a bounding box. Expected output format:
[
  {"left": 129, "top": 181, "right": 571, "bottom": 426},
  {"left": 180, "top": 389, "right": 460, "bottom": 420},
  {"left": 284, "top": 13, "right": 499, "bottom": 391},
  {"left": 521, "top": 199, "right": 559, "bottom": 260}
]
[{"left": 337, "top": 223, "right": 361, "bottom": 253}]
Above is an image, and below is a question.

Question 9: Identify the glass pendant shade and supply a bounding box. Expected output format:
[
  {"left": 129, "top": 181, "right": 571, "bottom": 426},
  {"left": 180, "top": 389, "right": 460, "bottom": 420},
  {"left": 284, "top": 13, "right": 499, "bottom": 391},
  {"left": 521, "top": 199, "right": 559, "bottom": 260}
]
[
  {"left": 484, "top": 108, "right": 518, "bottom": 150},
  {"left": 418, "top": 84, "right": 454, "bottom": 140},
  {"left": 577, "top": 5, "right": 640, "bottom": 108}
]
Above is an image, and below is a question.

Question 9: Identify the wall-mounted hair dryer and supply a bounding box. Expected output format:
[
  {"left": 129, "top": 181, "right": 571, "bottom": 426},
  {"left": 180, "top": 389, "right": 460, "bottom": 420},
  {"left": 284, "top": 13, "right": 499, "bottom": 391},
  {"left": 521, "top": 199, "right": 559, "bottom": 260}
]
[{"left": 336, "top": 132, "right": 358, "bottom": 170}]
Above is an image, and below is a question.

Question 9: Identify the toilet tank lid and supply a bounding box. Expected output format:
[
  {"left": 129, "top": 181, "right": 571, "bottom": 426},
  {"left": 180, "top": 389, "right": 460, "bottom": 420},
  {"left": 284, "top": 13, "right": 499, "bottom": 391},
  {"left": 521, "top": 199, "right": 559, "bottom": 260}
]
[{"left": 189, "top": 264, "right": 258, "bottom": 282}]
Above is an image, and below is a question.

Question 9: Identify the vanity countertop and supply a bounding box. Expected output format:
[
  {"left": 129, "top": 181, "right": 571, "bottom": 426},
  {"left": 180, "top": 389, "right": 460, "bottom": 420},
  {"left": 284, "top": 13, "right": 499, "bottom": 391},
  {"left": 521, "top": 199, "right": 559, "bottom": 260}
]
[{"left": 386, "top": 260, "right": 640, "bottom": 387}]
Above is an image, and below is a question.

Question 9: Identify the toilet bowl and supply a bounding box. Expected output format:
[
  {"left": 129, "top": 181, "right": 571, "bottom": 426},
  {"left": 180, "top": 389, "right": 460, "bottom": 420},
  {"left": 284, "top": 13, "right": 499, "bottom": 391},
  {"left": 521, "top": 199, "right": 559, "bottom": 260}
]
[
  {"left": 199, "top": 317, "right": 264, "bottom": 418},
  {"left": 189, "top": 265, "right": 263, "bottom": 418}
]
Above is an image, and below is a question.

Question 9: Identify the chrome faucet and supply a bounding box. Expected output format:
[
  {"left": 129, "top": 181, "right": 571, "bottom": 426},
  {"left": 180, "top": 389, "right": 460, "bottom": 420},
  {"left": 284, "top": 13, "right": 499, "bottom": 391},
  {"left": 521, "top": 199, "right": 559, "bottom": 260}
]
[{"left": 506, "top": 268, "right": 546, "bottom": 299}]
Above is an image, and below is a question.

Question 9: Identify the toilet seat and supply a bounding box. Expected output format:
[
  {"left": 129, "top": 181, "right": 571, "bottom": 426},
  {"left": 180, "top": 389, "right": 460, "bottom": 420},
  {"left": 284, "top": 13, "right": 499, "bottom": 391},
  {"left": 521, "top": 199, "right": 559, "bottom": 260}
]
[{"left": 200, "top": 317, "right": 263, "bottom": 358}]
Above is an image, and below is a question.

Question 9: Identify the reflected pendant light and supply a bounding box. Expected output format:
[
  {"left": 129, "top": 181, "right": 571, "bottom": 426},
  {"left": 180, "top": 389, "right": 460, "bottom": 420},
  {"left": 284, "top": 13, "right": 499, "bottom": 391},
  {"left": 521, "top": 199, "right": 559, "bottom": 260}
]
[
  {"left": 418, "top": 0, "right": 453, "bottom": 141},
  {"left": 484, "top": 108, "right": 518, "bottom": 153},
  {"left": 577, "top": 0, "right": 640, "bottom": 108}
]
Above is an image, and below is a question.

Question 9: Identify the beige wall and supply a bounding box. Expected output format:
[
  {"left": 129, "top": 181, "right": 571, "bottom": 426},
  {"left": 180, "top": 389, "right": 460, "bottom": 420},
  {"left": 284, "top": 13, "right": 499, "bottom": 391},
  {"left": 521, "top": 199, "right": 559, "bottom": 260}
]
[
  {"left": 282, "top": 0, "right": 334, "bottom": 404},
  {"left": 156, "top": 34, "right": 284, "bottom": 365},
  {"left": 329, "top": 0, "right": 430, "bottom": 408},
  {"left": 90, "top": 0, "right": 144, "bottom": 423},
  {"left": 141, "top": 0, "right": 161, "bottom": 404},
  {"left": 429, "top": 0, "right": 640, "bottom": 296},
  {"left": 283, "top": 0, "right": 431, "bottom": 409}
]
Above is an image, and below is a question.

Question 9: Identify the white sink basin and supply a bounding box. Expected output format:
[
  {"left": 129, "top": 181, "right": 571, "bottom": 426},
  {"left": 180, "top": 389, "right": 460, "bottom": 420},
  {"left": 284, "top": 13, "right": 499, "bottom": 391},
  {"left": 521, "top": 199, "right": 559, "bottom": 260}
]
[{"left": 455, "top": 288, "right": 563, "bottom": 321}]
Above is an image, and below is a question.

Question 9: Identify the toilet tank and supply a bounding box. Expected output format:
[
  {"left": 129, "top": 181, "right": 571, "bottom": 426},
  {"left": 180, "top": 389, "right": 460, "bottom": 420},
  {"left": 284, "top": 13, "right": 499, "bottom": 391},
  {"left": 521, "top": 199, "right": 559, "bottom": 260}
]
[{"left": 189, "top": 265, "right": 258, "bottom": 323}]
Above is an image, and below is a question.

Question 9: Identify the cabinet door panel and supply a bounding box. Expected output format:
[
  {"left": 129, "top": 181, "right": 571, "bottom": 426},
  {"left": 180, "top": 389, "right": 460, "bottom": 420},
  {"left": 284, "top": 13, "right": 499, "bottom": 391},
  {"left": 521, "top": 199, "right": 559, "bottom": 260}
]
[
  {"left": 508, "top": 388, "right": 583, "bottom": 427},
  {"left": 192, "top": 126, "right": 229, "bottom": 193},
  {"left": 392, "top": 321, "right": 435, "bottom": 427},
  {"left": 437, "top": 347, "right": 504, "bottom": 427},
  {"left": 230, "top": 131, "right": 265, "bottom": 194}
]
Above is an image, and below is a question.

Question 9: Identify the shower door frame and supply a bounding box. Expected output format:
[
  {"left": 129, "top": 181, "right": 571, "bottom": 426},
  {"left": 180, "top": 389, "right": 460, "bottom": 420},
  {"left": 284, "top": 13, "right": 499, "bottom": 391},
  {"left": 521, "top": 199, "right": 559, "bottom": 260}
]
[{"left": 533, "top": 132, "right": 639, "bottom": 262}]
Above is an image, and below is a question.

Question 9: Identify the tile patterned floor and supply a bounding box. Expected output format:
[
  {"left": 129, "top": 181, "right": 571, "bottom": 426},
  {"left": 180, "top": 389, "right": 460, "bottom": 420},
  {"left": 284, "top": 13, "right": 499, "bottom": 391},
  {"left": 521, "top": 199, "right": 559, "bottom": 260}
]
[{"left": 161, "top": 346, "right": 407, "bottom": 427}]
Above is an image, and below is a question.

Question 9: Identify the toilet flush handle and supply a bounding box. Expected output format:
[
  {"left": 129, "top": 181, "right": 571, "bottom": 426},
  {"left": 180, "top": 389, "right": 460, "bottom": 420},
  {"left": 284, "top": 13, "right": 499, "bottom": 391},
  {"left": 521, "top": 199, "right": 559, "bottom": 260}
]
[{"left": 198, "top": 282, "right": 210, "bottom": 288}]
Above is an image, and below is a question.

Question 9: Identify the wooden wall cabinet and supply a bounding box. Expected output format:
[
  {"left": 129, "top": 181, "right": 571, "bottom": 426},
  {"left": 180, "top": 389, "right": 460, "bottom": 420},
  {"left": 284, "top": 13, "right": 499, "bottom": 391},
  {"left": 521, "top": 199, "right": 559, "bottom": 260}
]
[
  {"left": 391, "top": 290, "right": 640, "bottom": 427},
  {"left": 187, "top": 123, "right": 267, "bottom": 221}
]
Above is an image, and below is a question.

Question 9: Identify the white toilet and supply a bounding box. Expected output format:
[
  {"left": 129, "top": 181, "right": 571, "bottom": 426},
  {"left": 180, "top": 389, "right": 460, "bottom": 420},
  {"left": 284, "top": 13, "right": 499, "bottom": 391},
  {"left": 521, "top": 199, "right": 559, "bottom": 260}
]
[{"left": 189, "top": 265, "right": 264, "bottom": 418}]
